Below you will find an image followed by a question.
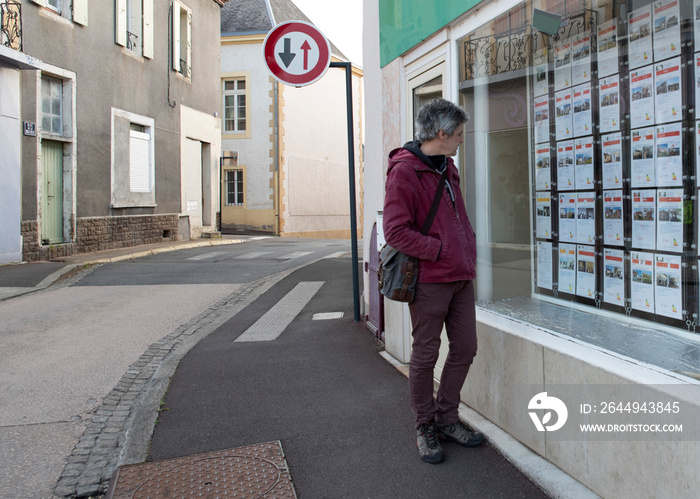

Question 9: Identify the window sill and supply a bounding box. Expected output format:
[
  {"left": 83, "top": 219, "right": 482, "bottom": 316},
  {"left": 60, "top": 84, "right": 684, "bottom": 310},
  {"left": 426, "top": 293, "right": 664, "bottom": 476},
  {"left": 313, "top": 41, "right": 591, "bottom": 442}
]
[
  {"left": 478, "top": 296, "right": 700, "bottom": 376},
  {"left": 40, "top": 133, "right": 72, "bottom": 143}
]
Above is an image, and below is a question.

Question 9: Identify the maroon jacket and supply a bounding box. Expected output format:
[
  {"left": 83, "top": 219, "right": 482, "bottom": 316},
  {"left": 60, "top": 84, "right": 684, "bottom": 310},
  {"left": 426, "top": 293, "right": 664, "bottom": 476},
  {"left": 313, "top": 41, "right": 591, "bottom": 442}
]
[{"left": 382, "top": 143, "right": 477, "bottom": 283}]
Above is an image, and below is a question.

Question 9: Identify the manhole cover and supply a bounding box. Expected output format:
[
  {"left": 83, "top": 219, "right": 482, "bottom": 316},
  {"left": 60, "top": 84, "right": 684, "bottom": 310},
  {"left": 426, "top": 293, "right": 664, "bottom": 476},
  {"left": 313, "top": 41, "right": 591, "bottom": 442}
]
[{"left": 107, "top": 441, "right": 296, "bottom": 498}]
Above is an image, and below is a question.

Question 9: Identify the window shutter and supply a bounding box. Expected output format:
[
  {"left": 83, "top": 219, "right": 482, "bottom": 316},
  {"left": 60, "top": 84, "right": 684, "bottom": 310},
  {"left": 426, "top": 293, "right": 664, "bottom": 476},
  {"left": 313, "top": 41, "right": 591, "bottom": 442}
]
[
  {"left": 143, "top": 0, "right": 154, "bottom": 59},
  {"left": 129, "top": 130, "right": 150, "bottom": 192},
  {"left": 73, "top": 0, "right": 88, "bottom": 25},
  {"left": 29, "top": 0, "right": 49, "bottom": 8},
  {"left": 185, "top": 10, "right": 192, "bottom": 78},
  {"left": 172, "top": 1, "right": 181, "bottom": 71},
  {"left": 115, "top": 0, "right": 127, "bottom": 46}
]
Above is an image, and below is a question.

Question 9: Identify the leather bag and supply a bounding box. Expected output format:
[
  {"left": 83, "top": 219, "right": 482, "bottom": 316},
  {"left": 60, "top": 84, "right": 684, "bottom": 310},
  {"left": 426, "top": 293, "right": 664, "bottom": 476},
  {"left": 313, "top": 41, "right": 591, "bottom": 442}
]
[{"left": 378, "top": 168, "right": 447, "bottom": 303}]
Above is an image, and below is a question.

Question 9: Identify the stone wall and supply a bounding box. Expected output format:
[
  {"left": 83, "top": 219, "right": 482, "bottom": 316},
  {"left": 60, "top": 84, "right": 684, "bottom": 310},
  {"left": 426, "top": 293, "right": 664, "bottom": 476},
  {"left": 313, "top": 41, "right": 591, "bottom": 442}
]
[{"left": 21, "top": 214, "right": 180, "bottom": 262}]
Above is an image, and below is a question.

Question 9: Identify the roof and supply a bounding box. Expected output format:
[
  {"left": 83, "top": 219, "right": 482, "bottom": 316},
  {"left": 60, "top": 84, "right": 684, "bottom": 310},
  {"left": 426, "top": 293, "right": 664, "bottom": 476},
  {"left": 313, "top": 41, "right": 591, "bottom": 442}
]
[{"left": 221, "top": 0, "right": 348, "bottom": 61}]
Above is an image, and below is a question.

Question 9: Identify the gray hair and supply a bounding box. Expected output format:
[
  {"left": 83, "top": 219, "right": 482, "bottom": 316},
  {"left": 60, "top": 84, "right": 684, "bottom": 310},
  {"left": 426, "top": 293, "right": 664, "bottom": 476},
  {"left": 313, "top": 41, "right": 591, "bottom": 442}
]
[{"left": 414, "top": 98, "right": 470, "bottom": 142}]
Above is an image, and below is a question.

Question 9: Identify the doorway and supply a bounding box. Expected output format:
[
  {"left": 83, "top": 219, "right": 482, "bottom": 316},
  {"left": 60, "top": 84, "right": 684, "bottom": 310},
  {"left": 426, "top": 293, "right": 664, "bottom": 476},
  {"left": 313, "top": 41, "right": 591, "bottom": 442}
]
[{"left": 41, "top": 140, "right": 63, "bottom": 244}]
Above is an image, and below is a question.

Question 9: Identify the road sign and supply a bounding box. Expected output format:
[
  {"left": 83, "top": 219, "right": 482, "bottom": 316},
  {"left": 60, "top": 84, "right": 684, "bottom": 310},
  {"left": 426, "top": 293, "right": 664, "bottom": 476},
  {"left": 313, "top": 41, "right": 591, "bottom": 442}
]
[{"left": 263, "top": 20, "right": 331, "bottom": 87}]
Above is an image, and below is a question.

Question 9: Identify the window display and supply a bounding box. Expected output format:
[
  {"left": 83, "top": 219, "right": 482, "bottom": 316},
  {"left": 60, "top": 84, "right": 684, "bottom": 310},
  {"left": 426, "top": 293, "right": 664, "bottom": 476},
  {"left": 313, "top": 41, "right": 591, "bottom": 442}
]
[{"left": 527, "top": 0, "right": 698, "bottom": 329}]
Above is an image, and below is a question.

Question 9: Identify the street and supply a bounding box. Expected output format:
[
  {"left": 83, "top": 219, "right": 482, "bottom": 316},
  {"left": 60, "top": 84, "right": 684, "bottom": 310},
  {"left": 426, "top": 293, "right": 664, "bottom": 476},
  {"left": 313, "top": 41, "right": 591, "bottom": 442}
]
[{"left": 0, "top": 237, "right": 352, "bottom": 498}]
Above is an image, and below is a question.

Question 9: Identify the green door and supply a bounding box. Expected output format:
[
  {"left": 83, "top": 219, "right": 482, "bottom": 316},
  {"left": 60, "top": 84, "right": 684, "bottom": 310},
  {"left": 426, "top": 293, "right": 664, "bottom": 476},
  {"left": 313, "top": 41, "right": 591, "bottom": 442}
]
[{"left": 41, "top": 140, "right": 63, "bottom": 244}]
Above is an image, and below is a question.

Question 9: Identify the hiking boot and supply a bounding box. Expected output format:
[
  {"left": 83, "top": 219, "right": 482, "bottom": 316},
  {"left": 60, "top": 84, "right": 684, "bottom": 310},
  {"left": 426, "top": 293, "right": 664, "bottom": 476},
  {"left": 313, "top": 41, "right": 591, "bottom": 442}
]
[
  {"left": 416, "top": 420, "right": 444, "bottom": 464},
  {"left": 437, "top": 420, "right": 485, "bottom": 447}
]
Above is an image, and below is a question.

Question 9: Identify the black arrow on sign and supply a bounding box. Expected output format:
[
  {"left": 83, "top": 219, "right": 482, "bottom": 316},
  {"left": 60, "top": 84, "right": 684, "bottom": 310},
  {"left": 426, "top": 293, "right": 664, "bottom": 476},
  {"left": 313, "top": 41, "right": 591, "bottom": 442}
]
[{"left": 278, "top": 38, "right": 296, "bottom": 68}]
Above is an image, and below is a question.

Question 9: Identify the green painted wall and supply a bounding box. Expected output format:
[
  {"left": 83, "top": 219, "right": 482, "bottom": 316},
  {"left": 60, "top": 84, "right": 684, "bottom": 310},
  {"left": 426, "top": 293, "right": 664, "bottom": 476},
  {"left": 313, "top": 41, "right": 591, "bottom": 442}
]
[{"left": 379, "top": 0, "right": 485, "bottom": 67}]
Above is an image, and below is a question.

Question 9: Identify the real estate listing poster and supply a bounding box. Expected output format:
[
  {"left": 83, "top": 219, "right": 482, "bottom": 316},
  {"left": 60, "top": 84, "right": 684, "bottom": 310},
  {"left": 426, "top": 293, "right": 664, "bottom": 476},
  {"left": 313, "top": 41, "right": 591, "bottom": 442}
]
[
  {"left": 599, "top": 75, "right": 620, "bottom": 133},
  {"left": 576, "top": 245, "right": 596, "bottom": 299},
  {"left": 574, "top": 136, "right": 595, "bottom": 189},
  {"left": 602, "top": 132, "right": 623, "bottom": 189},
  {"left": 603, "top": 190, "right": 624, "bottom": 246},
  {"left": 628, "top": 5, "right": 653, "bottom": 69},
  {"left": 573, "top": 82, "right": 593, "bottom": 137},
  {"left": 535, "top": 145, "right": 551, "bottom": 190},
  {"left": 557, "top": 140, "right": 575, "bottom": 190},
  {"left": 695, "top": 0, "right": 700, "bottom": 46},
  {"left": 694, "top": 54, "right": 700, "bottom": 114},
  {"left": 655, "top": 122, "right": 682, "bottom": 187},
  {"left": 604, "top": 248, "right": 625, "bottom": 306},
  {"left": 632, "top": 190, "right": 657, "bottom": 250},
  {"left": 656, "top": 188, "right": 683, "bottom": 252},
  {"left": 537, "top": 241, "right": 553, "bottom": 290},
  {"left": 559, "top": 192, "right": 577, "bottom": 243},
  {"left": 597, "top": 19, "right": 619, "bottom": 78},
  {"left": 571, "top": 32, "right": 592, "bottom": 86},
  {"left": 555, "top": 89, "right": 573, "bottom": 141},
  {"left": 631, "top": 127, "right": 656, "bottom": 188},
  {"left": 533, "top": 48, "right": 549, "bottom": 96},
  {"left": 554, "top": 39, "right": 572, "bottom": 91},
  {"left": 654, "top": 57, "right": 682, "bottom": 124},
  {"left": 558, "top": 243, "right": 577, "bottom": 295},
  {"left": 696, "top": 121, "right": 700, "bottom": 181},
  {"left": 654, "top": 253, "right": 682, "bottom": 320},
  {"left": 652, "top": 0, "right": 681, "bottom": 63},
  {"left": 631, "top": 251, "right": 655, "bottom": 313},
  {"left": 534, "top": 94, "right": 550, "bottom": 145},
  {"left": 536, "top": 193, "right": 552, "bottom": 239},
  {"left": 630, "top": 65, "right": 655, "bottom": 128},
  {"left": 576, "top": 192, "right": 596, "bottom": 245}
]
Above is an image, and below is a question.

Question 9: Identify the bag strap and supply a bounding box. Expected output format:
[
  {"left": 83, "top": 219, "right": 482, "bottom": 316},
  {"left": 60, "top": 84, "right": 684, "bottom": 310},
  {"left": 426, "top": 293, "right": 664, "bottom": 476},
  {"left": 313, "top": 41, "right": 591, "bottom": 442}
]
[{"left": 420, "top": 168, "right": 448, "bottom": 236}]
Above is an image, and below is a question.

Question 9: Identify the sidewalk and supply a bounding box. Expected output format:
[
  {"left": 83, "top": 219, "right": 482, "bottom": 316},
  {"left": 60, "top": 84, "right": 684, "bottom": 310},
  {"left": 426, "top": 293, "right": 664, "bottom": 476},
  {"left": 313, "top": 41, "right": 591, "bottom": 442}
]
[{"left": 109, "top": 254, "right": 593, "bottom": 498}]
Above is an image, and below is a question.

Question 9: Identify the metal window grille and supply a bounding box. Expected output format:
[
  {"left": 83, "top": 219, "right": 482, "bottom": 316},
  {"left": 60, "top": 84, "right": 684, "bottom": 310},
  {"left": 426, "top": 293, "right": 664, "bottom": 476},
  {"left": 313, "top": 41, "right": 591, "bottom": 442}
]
[{"left": 1, "top": 0, "right": 22, "bottom": 51}]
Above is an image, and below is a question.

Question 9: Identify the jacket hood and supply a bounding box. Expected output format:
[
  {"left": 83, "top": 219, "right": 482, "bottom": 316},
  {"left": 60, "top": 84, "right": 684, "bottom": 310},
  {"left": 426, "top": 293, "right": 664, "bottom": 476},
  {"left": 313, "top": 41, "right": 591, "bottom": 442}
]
[{"left": 388, "top": 141, "right": 446, "bottom": 175}]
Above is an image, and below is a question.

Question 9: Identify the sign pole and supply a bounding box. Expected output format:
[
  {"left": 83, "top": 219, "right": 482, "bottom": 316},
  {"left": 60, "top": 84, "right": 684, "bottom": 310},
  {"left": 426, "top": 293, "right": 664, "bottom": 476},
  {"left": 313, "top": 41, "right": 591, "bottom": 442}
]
[{"left": 330, "top": 61, "right": 361, "bottom": 322}]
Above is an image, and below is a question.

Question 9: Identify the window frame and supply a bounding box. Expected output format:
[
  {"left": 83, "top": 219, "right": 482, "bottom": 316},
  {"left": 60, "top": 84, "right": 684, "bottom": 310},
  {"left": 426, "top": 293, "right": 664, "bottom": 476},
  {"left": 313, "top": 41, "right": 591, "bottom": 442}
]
[
  {"left": 224, "top": 168, "right": 245, "bottom": 207},
  {"left": 110, "top": 108, "right": 156, "bottom": 208},
  {"left": 115, "top": 0, "right": 154, "bottom": 58},
  {"left": 222, "top": 72, "right": 251, "bottom": 139},
  {"left": 172, "top": 0, "right": 192, "bottom": 78}
]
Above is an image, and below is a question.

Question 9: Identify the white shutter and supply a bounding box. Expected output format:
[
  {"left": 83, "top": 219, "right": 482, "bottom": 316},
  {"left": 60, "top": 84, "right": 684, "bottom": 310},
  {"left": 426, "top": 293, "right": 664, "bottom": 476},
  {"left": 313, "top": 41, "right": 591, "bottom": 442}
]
[
  {"left": 143, "top": 0, "right": 154, "bottom": 59},
  {"left": 115, "top": 0, "right": 127, "bottom": 47},
  {"left": 73, "top": 0, "right": 88, "bottom": 26},
  {"left": 172, "top": 1, "right": 181, "bottom": 71},
  {"left": 29, "top": 0, "right": 49, "bottom": 8},
  {"left": 129, "top": 130, "right": 150, "bottom": 192},
  {"left": 185, "top": 10, "right": 192, "bottom": 77}
]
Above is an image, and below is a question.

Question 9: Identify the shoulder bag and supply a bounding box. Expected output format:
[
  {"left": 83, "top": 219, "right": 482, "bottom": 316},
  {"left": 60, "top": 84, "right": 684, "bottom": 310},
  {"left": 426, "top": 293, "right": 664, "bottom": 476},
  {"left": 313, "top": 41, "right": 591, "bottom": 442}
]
[{"left": 378, "top": 169, "right": 447, "bottom": 303}]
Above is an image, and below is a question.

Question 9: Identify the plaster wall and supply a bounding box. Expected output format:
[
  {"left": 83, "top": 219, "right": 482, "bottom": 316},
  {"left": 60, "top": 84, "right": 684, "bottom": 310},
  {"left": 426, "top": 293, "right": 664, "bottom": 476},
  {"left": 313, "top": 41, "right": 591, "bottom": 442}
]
[
  {"left": 465, "top": 310, "right": 700, "bottom": 499},
  {"left": 20, "top": 0, "right": 222, "bottom": 219},
  {"left": 220, "top": 40, "right": 275, "bottom": 212},
  {"left": 0, "top": 65, "right": 22, "bottom": 263},
  {"left": 279, "top": 67, "right": 362, "bottom": 237}
]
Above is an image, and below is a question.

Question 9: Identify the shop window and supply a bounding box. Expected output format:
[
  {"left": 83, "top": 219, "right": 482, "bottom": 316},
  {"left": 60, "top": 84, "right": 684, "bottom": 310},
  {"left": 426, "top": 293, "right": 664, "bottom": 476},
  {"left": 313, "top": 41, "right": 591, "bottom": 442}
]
[{"left": 458, "top": 0, "right": 700, "bottom": 335}]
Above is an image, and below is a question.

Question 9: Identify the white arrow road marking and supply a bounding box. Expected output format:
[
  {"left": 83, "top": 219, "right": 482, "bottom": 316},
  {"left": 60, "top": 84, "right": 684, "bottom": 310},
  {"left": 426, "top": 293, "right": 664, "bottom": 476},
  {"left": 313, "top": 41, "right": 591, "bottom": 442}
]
[{"left": 235, "top": 281, "right": 325, "bottom": 342}]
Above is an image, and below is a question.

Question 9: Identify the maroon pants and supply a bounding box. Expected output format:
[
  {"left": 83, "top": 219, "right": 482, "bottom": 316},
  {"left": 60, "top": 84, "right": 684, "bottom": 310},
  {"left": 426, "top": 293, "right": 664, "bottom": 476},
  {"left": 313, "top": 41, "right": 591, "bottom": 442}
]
[{"left": 408, "top": 280, "right": 477, "bottom": 428}]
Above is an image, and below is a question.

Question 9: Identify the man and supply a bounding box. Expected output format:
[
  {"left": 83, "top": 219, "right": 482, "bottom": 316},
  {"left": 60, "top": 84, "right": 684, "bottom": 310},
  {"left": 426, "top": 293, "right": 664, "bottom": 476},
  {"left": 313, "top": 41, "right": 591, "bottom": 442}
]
[{"left": 382, "top": 98, "right": 484, "bottom": 464}]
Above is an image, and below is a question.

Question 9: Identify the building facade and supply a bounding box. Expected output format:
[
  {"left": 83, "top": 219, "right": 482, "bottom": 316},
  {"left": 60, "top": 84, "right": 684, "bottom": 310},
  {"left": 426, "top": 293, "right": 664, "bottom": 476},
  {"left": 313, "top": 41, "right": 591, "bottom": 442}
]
[
  {"left": 364, "top": 0, "right": 700, "bottom": 496},
  {"left": 220, "top": 0, "right": 363, "bottom": 238},
  {"left": 3, "top": 0, "right": 224, "bottom": 263}
]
